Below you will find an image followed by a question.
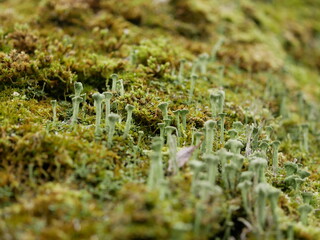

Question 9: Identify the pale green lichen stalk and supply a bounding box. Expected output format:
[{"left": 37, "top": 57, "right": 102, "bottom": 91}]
[
  {"left": 123, "top": 104, "right": 134, "bottom": 138},
  {"left": 92, "top": 93, "right": 105, "bottom": 137},
  {"left": 103, "top": 92, "right": 113, "bottom": 130},
  {"left": 107, "top": 113, "right": 120, "bottom": 147}
]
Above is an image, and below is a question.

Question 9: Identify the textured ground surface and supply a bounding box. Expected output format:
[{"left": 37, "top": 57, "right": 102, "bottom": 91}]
[{"left": 0, "top": 0, "right": 320, "bottom": 239}]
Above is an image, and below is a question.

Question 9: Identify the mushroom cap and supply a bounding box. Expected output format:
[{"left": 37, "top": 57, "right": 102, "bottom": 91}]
[
  {"left": 125, "top": 104, "right": 134, "bottom": 111},
  {"left": 151, "top": 137, "right": 163, "bottom": 151},
  {"left": 191, "top": 74, "right": 198, "bottom": 80},
  {"left": 225, "top": 139, "right": 244, "bottom": 149},
  {"left": 103, "top": 92, "right": 113, "bottom": 99},
  {"left": 228, "top": 129, "right": 238, "bottom": 136},
  {"left": 297, "top": 169, "right": 311, "bottom": 179},
  {"left": 173, "top": 110, "right": 181, "bottom": 116},
  {"left": 284, "top": 162, "right": 298, "bottom": 174},
  {"left": 255, "top": 183, "right": 270, "bottom": 196},
  {"left": 259, "top": 141, "right": 269, "bottom": 148},
  {"left": 232, "top": 121, "right": 243, "bottom": 129},
  {"left": 74, "top": 82, "right": 83, "bottom": 93},
  {"left": 203, "top": 154, "right": 219, "bottom": 164},
  {"left": 237, "top": 180, "right": 252, "bottom": 190},
  {"left": 301, "top": 192, "right": 313, "bottom": 199},
  {"left": 199, "top": 53, "right": 209, "bottom": 60},
  {"left": 271, "top": 140, "right": 281, "bottom": 147},
  {"left": 108, "top": 113, "right": 120, "bottom": 122},
  {"left": 158, "top": 102, "right": 168, "bottom": 110},
  {"left": 72, "top": 96, "right": 83, "bottom": 103},
  {"left": 218, "top": 113, "right": 226, "bottom": 118},
  {"left": 249, "top": 157, "right": 268, "bottom": 168},
  {"left": 92, "top": 93, "right": 105, "bottom": 101},
  {"left": 179, "top": 109, "right": 189, "bottom": 115},
  {"left": 110, "top": 73, "right": 118, "bottom": 80},
  {"left": 205, "top": 120, "right": 216, "bottom": 128},
  {"left": 189, "top": 160, "right": 204, "bottom": 170},
  {"left": 267, "top": 187, "right": 281, "bottom": 199},
  {"left": 165, "top": 126, "right": 176, "bottom": 132},
  {"left": 225, "top": 162, "right": 237, "bottom": 171},
  {"left": 194, "top": 132, "right": 204, "bottom": 137},
  {"left": 240, "top": 171, "right": 254, "bottom": 181},
  {"left": 298, "top": 204, "right": 313, "bottom": 214}
]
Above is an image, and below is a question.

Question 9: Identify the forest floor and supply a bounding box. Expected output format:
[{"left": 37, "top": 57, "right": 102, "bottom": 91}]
[{"left": 0, "top": 0, "right": 320, "bottom": 239}]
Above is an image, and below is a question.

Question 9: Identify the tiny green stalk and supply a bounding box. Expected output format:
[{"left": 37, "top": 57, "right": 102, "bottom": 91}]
[
  {"left": 107, "top": 113, "right": 120, "bottom": 147},
  {"left": 158, "top": 102, "right": 169, "bottom": 120},
  {"left": 71, "top": 96, "right": 83, "bottom": 126},
  {"left": 92, "top": 93, "right": 105, "bottom": 137},
  {"left": 103, "top": 92, "right": 113, "bottom": 130},
  {"left": 51, "top": 100, "right": 57, "bottom": 123},
  {"left": 178, "top": 59, "right": 186, "bottom": 83},
  {"left": 204, "top": 120, "right": 216, "bottom": 154},
  {"left": 111, "top": 74, "right": 118, "bottom": 92},
  {"left": 123, "top": 104, "right": 134, "bottom": 138},
  {"left": 271, "top": 140, "right": 280, "bottom": 174},
  {"left": 188, "top": 74, "right": 197, "bottom": 103}
]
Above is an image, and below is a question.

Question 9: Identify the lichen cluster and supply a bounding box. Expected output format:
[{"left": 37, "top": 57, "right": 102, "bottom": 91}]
[{"left": 0, "top": 0, "right": 320, "bottom": 239}]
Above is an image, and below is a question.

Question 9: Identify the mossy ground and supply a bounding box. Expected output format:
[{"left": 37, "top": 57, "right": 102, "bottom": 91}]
[{"left": 0, "top": 0, "right": 320, "bottom": 239}]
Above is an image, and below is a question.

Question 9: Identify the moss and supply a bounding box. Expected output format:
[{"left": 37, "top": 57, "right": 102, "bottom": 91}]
[{"left": 0, "top": 0, "right": 319, "bottom": 239}]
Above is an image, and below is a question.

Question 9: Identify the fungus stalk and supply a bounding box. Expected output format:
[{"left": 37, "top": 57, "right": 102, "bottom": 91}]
[
  {"left": 268, "top": 188, "right": 281, "bottom": 230},
  {"left": 188, "top": 75, "right": 197, "bottom": 103},
  {"left": 107, "top": 113, "right": 120, "bottom": 147},
  {"left": 210, "top": 37, "right": 224, "bottom": 61},
  {"left": 117, "top": 79, "right": 125, "bottom": 96},
  {"left": 237, "top": 180, "right": 252, "bottom": 214},
  {"left": 192, "top": 132, "right": 203, "bottom": 160},
  {"left": 165, "top": 126, "right": 177, "bottom": 146},
  {"left": 180, "top": 109, "right": 189, "bottom": 131},
  {"left": 74, "top": 81, "right": 83, "bottom": 97},
  {"left": 158, "top": 102, "right": 168, "bottom": 120},
  {"left": 298, "top": 204, "right": 313, "bottom": 226},
  {"left": 210, "top": 90, "right": 225, "bottom": 117},
  {"left": 301, "top": 192, "right": 313, "bottom": 205},
  {"left": 148, "top": 137, "right": 164, "bottom": 189},
  {"left": 225, "top": 139, "right": 243, "bottom": 154},
  {"left": 158, "top": 123, "right": 165, "bottom": 144},
  {"left": 103, "top": 92, "right": 113, "bottom": 130},
  {"left": 205, "top": 120, "right": 216, "bottom": 154},
  {"left": 255, "top": 183, "right": 269, "bottom": 231},
  {"left": 249, "top": 157, "right": 268, "bottom": 184},
  {"left": 301, "top": 124, "right": 309, "bottom": 152},
  {"left": 71, "top": 96, "right": 83, "bottom": 126},
  {"left": 218, "top": 113, "right": 226, "bottom": 144},
  {"left": 271, "top": 140, "right": 280, "bottom": 174},
  {"left": 51, "top": 100, "right": 57, "bottom": 123},
  {"left": 92, "top": 93, "right": 105, "bottom": 137},
  {"left": 225, "top": 162, "right": 238, "bottom": 191},
  {"left": 190, "top": 160, "right": 204, "bottom": 194},
  {"left": 284, "top": 162, "right": 298, "bottom": 176},
  {"left": 173, "top": 110, "right": 181, "bottom": 138},
  {"left": 178, "top": 59, "right": 186, "bottom": 83},
  {"left": 123, "top": 104, "right": 134, "bottom": 138},
  {"left": 111, "top": 74, "right": 118, "bottom": 92},
  {"left": 168, "top": 134, "right": 178, "bottom": 175},
  {"left": 204, "top": 154, "right": 219, "bottom": 185},
  {"left": 198, "top": 53, "right": 209, "bottom": 75}
]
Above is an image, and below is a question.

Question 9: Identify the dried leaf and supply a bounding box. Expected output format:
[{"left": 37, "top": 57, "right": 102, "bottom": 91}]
[{"left": 177, "top": 142, "right": 202, "bottom": 167}]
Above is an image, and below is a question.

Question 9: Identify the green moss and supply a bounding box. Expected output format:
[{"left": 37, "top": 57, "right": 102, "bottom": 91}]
[{"left": 0, "top": 0, "right": 319, "bottom": 239}]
